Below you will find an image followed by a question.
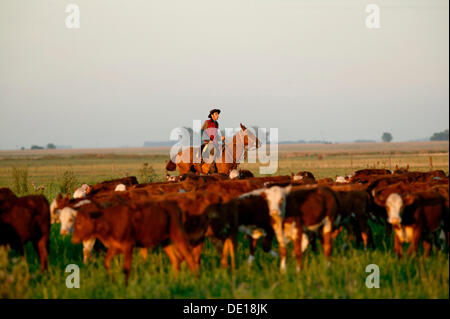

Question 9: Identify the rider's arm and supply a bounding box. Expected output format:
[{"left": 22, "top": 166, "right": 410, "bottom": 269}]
[{"left": 201, "top": 120, "right": 212, "bottom": 143}]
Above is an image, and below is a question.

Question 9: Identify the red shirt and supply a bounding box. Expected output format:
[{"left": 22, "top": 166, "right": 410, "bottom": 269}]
[{"left": 201, "top": 119, "right": 219, "bottom": 143}]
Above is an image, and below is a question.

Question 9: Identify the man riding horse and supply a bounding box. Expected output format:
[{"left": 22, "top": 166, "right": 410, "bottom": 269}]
[
  {"left": 165, "top": 108, "right": 261, "bottom": 176},
  {"left": 200, "top": 108, "right": 225, "bottom": 172}
]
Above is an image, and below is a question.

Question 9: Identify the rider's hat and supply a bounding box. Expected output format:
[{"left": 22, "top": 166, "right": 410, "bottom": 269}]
[{"left": 208, "top": 108, "right": 221, "bottom": 119}]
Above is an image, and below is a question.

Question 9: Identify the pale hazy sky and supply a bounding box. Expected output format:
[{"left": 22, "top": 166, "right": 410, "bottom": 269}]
[{"left": 0, "top": 0, "right": 448, "bottom": 149}]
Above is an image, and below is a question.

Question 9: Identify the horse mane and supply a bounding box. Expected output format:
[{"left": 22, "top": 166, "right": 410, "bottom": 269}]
[{"left": 220, "top": 128, "right": 247, "bottom": 164}]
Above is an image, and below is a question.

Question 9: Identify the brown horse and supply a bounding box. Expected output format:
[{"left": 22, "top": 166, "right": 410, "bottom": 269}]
[{"left": 166, "top": 123, "right": 261, "bottom": 176}]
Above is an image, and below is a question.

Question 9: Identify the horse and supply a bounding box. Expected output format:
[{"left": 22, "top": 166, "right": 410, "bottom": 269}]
[{"left": 165, "top": 123, "right": 261, "bottom": 176}]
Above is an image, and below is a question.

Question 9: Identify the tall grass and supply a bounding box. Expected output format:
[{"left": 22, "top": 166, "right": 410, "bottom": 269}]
[
  {"left": 138, "top": 163, "right": 159, "bottom": 183},
  {"left": 57, "top": 170, "right": 78, "bottom": 195},
  {"left": 11, "top": 166, "right": 29, "bottom": 195}
]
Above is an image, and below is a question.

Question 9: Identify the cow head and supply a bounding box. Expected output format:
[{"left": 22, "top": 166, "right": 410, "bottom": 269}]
[
  {"left": 59, "top": 207, "right": 78, "bottom": 235},
  {"left": 335, "top": 176, "right": 346, "bottom": 183},
  {"left": 114, "top": 184, "right": 126, "bottom": 192},
  {"left": 59, "top": 199, "right": 91, "bottom": 235},
  {"left": 229, "top": 169, "right": 239, "bottom": 179},
  {"left": 385, "top": 193, "right": 415, "bottom": 226},
  {"left": 50, "top": 193, "right": 71, "bottom": 224},
  {"left": 73, "top": 184, "right": 89, "bottom": 199},
  {"left": 264, "top": 185, "right": 292, "bottom": 219}
]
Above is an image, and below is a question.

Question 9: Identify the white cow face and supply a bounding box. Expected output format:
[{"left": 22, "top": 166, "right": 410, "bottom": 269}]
[
  {"left": 386, "top": 193, "right": 416, "bottom": 226},
  {"left": 59, "top": 207, "right": 78, "bottom": 235},
  {"left": 229, "top": 169, "right": 239, "bottom": 179},
  {"left": 385, "top": 193, "right": 406, "bottom": 226},
  {"left": 73, "top": 184, "right": 90, "bottom": 199},
  {"left": 114, "top": 184, "right": 126, "bottom": 192},
  {"left": 335, "top": 176, "right": 346, "bottom": 183},
  {"left": 59, "top": 199, "right": 91, "bottom": 235},
  {"left": 264, "top": 185, "right": 292, "bottom": 218}
]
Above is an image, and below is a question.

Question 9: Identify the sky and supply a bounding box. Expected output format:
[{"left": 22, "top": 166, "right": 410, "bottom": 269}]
[{"left": 0, "top": 0, "right": 448, "bottom": 149}]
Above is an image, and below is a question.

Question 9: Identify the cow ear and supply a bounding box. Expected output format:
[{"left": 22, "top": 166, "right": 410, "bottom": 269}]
[
  {"left": 56, "top": 193, "right": 62, "bottom": 200},
  {"left": 395, "top": 165, "right": 399, "bottom": 170},
  {"left": 65, "top": 193, "right": 71, "bottom": 200},
  {"left": 403, "top": 194, "right": 415, "bottom": 206},
  {"left": 285, "top": 185, "right": 292, "bottom": 194},
  {"left": 406, "top": 164, "right": 410, "bottom": 170},
  {"left": 373, "top": 194, "right": 385, "bottom": 207}
]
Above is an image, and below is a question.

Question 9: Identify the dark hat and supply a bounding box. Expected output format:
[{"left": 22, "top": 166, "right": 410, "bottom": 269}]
[{"left": 208, "top": 108, "right": 221, "bottom": 118}]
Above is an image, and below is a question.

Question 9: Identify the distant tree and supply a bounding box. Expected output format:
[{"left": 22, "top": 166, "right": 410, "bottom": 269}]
[
  {"left": 30, "top": 145, "right": 44, "bottom": 150},
  {"left": 46, "top": 143, "right": 56, "bottom": 149},
  {"left": 430, "top": 129, "right": 449, "bottom": 141},
  {"left": 381, "top": 132, "right": 393, "bottom": 142}
]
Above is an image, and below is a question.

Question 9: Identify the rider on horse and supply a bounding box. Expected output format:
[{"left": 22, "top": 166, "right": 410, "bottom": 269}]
[{"left": 201, "top": 108, "right": 225, "bottom": 171}]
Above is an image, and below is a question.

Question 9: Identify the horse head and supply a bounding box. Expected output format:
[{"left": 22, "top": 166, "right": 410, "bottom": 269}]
[{"left": 240, "top": 123, "right": 261, "bottom": 150}]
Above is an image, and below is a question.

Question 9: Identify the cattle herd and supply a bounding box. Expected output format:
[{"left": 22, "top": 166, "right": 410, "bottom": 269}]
[{"left": 0, "top": 167, "right": 448, "bottom": 285}]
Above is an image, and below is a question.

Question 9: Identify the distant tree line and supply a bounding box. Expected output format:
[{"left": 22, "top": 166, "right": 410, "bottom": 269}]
[
  {"left": 430, "top": 129, "right": 449, "bottom": 141},
  {"left": 24, "top": 143, "right": 66, "bottom": 150}
]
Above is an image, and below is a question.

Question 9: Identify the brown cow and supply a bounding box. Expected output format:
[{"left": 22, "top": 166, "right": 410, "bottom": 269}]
[
  {"left": 330, "top": 185, "right": 374, "bottom": 249},
  {"left": 254, "top": 185, "right": 338, "bottom": 273},
  {"left": 291, "top": 171, "right": 316, "bottom": 184},
  {"left": 156, "top": 191, "right": 225, "bottom": 265},
  {"left": 71, "top": 200, "right": 198, "bottom": 284},
  {"left": 0, "top": 195, "right": 50, "bottom": 272},
  {"left": 282, "top": 186, "right": 339, "bottom": 272},
  {"left": 194, "top": 179, "right": 265, "bottom": 197},
  {"left": 204, "top": 194, "right": 275, "bottom": 268},
  {"left": 85, "top": 176, "right": 138, "bottom": 196},
  {"left": 378, "top": 191, "right": 448, "bottom": 257},
  {"left": 350, "top": 169, "right": 392, "bottom": 184}
]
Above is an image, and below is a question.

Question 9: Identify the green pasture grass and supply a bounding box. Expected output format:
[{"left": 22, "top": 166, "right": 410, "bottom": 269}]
[{"left": 3, "top": 224, "right": 448, "bottom": 299}]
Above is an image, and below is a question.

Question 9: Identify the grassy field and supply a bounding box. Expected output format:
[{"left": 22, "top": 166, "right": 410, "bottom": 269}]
[{"left": 0, "top": 142, "right": 448, "bottom": 299}]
